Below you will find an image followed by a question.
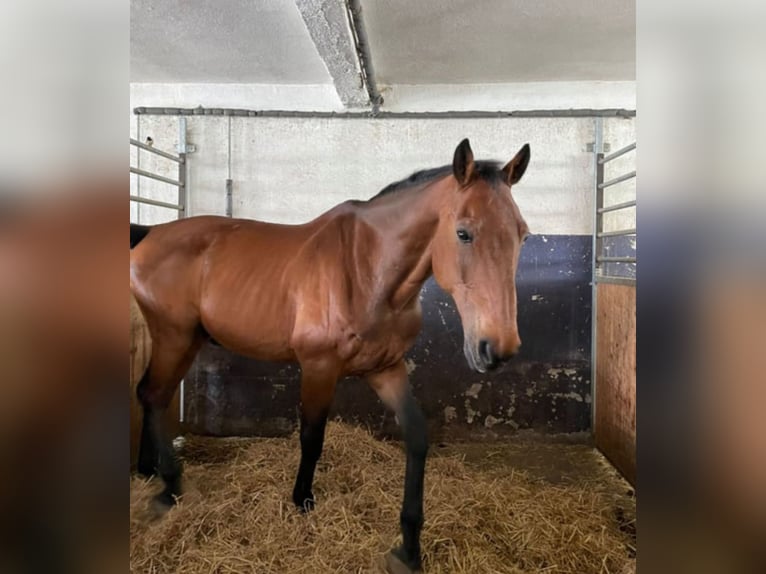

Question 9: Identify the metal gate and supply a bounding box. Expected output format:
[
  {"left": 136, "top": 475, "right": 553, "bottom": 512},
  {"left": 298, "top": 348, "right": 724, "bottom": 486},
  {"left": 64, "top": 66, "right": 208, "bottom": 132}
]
[
  {"left": 592, "top": 119, "right": 636, "bottom": 484},
  {"left": 129, "top": 118, "right": 188, "bottom": 221}
]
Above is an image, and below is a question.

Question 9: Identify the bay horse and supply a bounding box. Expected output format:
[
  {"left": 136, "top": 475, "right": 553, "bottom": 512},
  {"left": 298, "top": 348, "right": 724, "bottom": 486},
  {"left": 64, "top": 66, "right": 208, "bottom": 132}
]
[{"left": 130, "top": 138, "right": 530, "bottom": 574}]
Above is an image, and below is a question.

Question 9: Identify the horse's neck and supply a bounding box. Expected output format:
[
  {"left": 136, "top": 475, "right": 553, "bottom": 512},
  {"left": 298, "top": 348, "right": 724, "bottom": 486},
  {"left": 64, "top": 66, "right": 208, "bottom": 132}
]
[{"left": 359, "top": 178, "right": 448, "bottom": 310}]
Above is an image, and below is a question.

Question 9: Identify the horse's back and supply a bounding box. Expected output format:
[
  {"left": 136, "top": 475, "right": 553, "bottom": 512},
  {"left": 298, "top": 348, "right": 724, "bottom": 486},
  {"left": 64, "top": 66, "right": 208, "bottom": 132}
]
[
  {"left": 129, "top": 208, "right": 388, "bottom": 365},
  {"left": 196, "top": 216, "right": 326, "bottom": 359},
  {"left": 130, "top": 216, "right": 237, "bottom": 328},
  {"left": 130, "top": 215, "right": 312, "bottom": 358}
]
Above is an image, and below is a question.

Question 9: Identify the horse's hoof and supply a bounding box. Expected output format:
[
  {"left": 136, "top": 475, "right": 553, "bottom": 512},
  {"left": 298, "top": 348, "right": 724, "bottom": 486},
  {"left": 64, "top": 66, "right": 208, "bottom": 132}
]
[
  {"left": 136, "top": 461, "right": 156, "bottom": 478},
  {"left": 148, "top": 494, "right": 174, "bottom": 520},
  {"left": 384, "top": 549, "right": 422, "bottom": 574},
  {"left": 292, "top": 491, "right": 316, "bottom": 513},
  {"left": 153, "top": 490, "right": 177, "bottom": 510}
]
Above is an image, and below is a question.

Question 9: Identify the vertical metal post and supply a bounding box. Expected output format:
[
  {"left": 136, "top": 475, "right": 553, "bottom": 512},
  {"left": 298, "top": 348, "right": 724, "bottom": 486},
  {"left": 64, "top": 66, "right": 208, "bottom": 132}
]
[
  {"left": 591, "top": 117, "right": 604, "bottom": 434},
  {"left": 177, "top": 117, "right": 188, "bottom": 219},
  {"left": 177, "top": 117, "right": 188, "bottom": 426},
  {"left": 178, "top": 154, "right": 187, "bottom": 218},
  {"left": 225, "top": 179, "right": 233, "bottom": 217},
  {"left": 226, "top": 116, "right": 233, "bottom": 217},
  {"left": 595, "top": 173, "right": 605, "bottom": 271},
  {"left": 136, "top": 115, "right": 142, "bottom": 223}
]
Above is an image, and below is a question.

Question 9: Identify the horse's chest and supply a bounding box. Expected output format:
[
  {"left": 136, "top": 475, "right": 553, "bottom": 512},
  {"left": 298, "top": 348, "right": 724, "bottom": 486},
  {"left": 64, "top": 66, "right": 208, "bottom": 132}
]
[{"left": 344, "top": 306, "right": 422, "bottom": 373}]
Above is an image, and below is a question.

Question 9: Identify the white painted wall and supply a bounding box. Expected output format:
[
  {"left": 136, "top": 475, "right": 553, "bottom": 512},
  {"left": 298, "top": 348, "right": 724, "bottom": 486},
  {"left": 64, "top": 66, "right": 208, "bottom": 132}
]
[
  {"left": 130, "top": 113, "right": 635, "bottom": 235},
  {"left": 382, "top": 82, "right": 636, "bottom": 113}
]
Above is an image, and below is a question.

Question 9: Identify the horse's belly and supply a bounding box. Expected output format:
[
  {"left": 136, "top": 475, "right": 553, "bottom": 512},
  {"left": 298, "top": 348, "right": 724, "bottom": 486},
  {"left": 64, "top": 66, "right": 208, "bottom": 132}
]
[{"left": 200, "top": 298, "right": 295, "bottom": 362}]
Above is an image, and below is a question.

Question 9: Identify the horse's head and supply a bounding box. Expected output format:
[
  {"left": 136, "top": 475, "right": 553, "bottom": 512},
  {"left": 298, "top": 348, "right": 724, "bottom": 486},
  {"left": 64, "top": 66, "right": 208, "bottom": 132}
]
[{"left": 432, "top": 139, "right": 531, "bottom": 373}]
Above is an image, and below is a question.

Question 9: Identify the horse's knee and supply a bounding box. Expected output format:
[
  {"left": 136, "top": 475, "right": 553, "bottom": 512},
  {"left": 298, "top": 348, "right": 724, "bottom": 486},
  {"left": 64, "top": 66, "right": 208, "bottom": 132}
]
[
  {"left": 136, "top": 373, "right": 176, "bottom": 410},
  {"left": 400, "top": 507, "right": 424, "bottom": 530},
  {"left": 401, "top": 400, "right": 428, "bottom": 459},
  {"left": 136, "top": 373, "right": 152, "bottom": 406},
  {"left": 407, "top": 428, "right": 428, "bottom": 460}
]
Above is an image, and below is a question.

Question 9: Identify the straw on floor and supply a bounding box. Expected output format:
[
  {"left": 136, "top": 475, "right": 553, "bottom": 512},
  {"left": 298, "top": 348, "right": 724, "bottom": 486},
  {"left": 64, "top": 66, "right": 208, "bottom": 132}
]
[{"left": 130, "top": 422, "right": 635, "bottom": 574}]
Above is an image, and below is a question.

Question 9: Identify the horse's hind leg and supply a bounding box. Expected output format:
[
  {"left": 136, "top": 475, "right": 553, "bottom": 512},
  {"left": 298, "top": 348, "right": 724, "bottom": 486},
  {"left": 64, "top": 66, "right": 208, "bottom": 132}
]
[
  {"left": 136, "top": 376, "right": 158, "bottom": 477},
  {"left": 292, "top": 359, "right": 338, "bottom": 512},
  {"left": 136, "top": 330, "right": 203, "bottom": 508}
]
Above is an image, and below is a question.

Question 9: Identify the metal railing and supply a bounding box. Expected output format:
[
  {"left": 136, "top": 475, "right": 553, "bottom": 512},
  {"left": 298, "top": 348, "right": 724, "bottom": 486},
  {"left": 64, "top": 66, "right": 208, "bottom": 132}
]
[
  {"left": 130, "top": 138, "right": 186, "bottom": 218},
  {"left": 593, "top": 140, "right": 636, "bottom": 285}
]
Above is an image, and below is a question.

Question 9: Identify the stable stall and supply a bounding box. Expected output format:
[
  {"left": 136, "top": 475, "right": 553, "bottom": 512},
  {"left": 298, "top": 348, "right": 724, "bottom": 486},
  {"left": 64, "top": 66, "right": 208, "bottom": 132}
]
[{"left": 130, "top": 1, "right": 636, "bottom": 572}]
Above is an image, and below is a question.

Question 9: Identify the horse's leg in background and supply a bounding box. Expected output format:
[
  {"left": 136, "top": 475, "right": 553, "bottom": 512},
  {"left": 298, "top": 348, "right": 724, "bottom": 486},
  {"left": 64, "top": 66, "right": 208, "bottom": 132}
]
[
  {"left": 136, "top": 330, "right": 203, "bottom": 508},
  {"left": 292, "top": 359, "right": 338, "bottom": 512},
  {"left": 368, "top": 362, "right": 428, "bottom": 574},
  {"left": 136, "top": 372, "right": 158, "bottom": 477}
]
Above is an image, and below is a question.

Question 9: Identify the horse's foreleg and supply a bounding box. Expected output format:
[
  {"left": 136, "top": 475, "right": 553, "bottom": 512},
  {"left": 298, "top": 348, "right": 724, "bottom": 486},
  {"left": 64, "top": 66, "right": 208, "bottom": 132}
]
[
  {"left": 368, "top": 361, "right": 428, "bottom": 574},
  {"left": 136, "top": 332, "right": 202, "bottom": 508},
  {"left": 292, "top": 360, "right": 338, "bottom": 512}
]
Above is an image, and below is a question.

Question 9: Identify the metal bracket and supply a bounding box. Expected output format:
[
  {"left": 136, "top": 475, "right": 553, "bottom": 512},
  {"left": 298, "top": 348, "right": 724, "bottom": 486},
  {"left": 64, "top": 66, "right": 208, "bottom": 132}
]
[
  {"left": 176, "top": 116, "right": 196, "bottom": 154},
  {"left": 586, "top": 142, "right": 611, "bottom": 153}
]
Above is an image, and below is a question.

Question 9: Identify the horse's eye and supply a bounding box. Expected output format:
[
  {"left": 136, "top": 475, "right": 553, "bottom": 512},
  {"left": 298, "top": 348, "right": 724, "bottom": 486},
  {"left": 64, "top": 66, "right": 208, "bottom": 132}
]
[{"left": 456, "top": 229, "right": 473, "bottom": 243}]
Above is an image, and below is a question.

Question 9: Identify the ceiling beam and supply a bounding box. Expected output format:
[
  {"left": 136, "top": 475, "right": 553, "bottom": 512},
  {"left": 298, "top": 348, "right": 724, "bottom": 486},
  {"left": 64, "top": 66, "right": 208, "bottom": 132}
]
[{"left": 294, "top": 0, "right": 370, "bottom": 109}]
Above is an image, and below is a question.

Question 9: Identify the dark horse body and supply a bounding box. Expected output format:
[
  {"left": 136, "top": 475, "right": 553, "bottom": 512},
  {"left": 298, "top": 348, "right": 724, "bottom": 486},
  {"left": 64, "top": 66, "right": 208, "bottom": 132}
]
[{"left": 130, "top": 139, "right": 530, "bottom": 573}]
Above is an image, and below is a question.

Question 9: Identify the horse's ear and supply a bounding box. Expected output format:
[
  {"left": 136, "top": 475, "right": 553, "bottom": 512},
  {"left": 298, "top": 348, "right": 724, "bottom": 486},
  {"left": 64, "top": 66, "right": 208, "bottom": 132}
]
[
  {"left": 502, "top": 144, "right": 531, "bottom": 186},
  {"left": 453, "top": 138, "right": 475, "bottom": 187}
]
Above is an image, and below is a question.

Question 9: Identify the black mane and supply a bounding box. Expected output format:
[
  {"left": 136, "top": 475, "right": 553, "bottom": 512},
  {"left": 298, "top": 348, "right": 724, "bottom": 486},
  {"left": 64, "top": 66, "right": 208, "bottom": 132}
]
[{"left": 370, "top": 161, "right": 505, "bottom": 200}]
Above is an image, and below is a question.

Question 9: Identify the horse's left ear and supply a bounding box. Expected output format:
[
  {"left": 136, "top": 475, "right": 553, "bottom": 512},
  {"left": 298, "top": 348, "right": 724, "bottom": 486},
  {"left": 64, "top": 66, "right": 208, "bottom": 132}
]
[
  {"left": 502, "top": 144, "right": 531, "bottom": 186},
  {"left": 453, "top": 138, "right": 476, "bottom": 187}
]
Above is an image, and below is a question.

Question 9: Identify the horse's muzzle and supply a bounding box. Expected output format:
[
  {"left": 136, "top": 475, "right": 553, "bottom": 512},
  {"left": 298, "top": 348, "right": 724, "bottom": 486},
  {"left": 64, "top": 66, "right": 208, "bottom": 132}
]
[
  {"left": 466, "top": 339, "right": 519, "bottom": 373},
  {"left": 478, "top": 339, "right": 500, "bottom": 370}
]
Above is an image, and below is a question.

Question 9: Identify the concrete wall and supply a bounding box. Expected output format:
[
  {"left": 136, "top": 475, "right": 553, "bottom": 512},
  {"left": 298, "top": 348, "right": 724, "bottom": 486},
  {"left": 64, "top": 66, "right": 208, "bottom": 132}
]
[
  {"left": 129, "top": 112, "right": 635, "bottom": 437},
  {"left": 130, "top": 114, "right": 635, "bottom": 230}
]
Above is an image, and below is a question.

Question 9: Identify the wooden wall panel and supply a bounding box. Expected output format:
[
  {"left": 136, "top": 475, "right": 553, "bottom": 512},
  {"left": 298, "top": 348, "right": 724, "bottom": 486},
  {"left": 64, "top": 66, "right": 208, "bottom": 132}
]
[{"left": 595, "top": 282, "right": 636, "bottom": 485}]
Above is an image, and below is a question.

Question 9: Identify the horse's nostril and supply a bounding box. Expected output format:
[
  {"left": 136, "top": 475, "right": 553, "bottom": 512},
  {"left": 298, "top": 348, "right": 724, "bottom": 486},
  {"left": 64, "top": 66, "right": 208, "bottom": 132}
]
[{"left": 478, "top": 339, "right": 496, "bottom": 367}]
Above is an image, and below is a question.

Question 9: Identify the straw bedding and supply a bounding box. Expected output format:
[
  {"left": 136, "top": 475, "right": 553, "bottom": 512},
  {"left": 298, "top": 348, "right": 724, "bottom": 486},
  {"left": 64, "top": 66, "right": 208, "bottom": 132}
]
[{"left": 130, "top": 422, "right": 635, "bottom": 574}]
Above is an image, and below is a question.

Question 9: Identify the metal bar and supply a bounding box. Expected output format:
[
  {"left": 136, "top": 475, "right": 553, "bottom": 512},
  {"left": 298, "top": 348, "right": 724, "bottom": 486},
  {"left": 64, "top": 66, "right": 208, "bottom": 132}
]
[
  {"left": 595, "top": 161, "right": 605, "bottom": 267},
  {"left": 135, "top": 115, "right": 142, "bottom": 223},
  {"left": 599, "top": 142, "right": 636, "bottom": 164},
  {"left": 595, "top": 275, "right": 636, "bottom": 286},
  {"left": 597, "top": 256, "right": 637, "bottom": 263},
  {"left": 225, "top": 179, "right": 233, "bottom": 217},
  {"left": 129, "top": 195, "right": 183, "bottom": 210},
  {"left": 178, "top": 117, "right": 187, "bottom": 154},
  {"left": 598, "top": 199, "right": 636, "bottom": 213},
  {"left": 591, "top": 116, "right": 604, "bottom": 436},
  {"left": 597, "top": 228, "right": 636, "bottom": 238},
  {"left": 227, "top": 115, "right": 232, "bottom": 180},
  {"left": 130, "top": 167, "right": 184, "bottom": 188},
  {"left": 133, "top": 107, "right": 636, "bottom": 119},
  {"left": 598, "top": 171, "right": 636, "bottom": 189},
  {"left": 177, "top": 152, "right": 187, "bottom": 218},
  {"left": 347, "top": 0, "right": 383, "bottom": 111},
  {"left": 130, "top": 138, "right": 183, "bottom": 163}
]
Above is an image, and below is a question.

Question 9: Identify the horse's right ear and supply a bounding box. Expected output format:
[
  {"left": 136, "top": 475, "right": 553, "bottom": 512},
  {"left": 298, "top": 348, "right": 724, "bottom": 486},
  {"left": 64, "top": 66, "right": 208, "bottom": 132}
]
[
  {"left": 453, "top": 138, "right": 475, "bottom": 187},
  {"left": 502, "top": 143, "right": 531, "bottom": 186}
]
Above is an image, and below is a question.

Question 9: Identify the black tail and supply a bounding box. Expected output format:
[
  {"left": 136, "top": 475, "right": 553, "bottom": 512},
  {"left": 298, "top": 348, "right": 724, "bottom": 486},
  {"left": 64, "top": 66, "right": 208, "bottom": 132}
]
[{"left": 130, "top": 224, "right": 152, "bottom": 248}]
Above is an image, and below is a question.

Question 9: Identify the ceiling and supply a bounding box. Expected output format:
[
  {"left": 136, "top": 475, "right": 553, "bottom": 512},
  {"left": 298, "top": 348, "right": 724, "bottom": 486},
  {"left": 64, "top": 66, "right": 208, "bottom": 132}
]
[
  {"left": 130, "top": 0, "right": 635, "bottom": 110},
  {"left": 364, "top": 0, "right": 635, "bottom": 84},
  {"left": 131, "top": 0, "right": 331, "bottom": 83}
]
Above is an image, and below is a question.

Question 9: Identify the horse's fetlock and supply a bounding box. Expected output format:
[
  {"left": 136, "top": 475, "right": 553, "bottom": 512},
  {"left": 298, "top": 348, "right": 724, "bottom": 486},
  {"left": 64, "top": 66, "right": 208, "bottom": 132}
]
[{"left": 400, "top": 508, "right": 424, "bottom": 529}]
